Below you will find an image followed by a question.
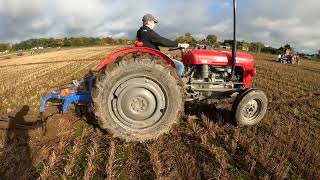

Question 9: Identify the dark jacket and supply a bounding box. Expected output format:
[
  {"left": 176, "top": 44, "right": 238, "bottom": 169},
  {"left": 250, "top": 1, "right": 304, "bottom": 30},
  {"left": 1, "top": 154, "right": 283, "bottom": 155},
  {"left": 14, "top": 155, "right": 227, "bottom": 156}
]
[{"left": 136, "top": 26, "right": 178, "bottom": 50}]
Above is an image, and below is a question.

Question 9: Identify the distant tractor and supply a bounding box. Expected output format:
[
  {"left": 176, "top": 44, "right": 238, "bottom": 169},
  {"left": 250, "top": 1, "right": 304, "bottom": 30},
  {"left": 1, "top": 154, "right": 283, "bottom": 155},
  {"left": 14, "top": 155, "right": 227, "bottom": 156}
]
[
  {"left": 278, "top": 45, "right": 300, "bottom": 64},
  {"left": 40, "top": 0, "right": 268, "bottom": 142}
]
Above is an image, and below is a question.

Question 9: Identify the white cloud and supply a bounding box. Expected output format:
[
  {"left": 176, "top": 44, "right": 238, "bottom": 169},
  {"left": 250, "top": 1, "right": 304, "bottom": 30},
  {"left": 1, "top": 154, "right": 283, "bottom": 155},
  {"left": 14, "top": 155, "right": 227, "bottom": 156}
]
[
  {"left": 0, "top": 0, "right": 319, "bottom": 53},
  {"left": 238, "top": 0, "right": 320, "bottom": 53}
]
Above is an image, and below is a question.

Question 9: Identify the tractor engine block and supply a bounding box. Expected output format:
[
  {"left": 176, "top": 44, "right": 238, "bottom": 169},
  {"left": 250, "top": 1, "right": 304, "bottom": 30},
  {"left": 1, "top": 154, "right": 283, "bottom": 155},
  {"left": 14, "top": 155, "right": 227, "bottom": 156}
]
[{"left": 182, "top": 65, "right": 240, "bottom": 101}]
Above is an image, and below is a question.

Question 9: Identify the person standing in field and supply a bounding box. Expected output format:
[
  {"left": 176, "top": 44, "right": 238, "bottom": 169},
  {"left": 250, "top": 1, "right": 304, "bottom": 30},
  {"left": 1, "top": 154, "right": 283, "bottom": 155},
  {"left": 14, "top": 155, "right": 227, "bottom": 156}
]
[
  {"left": 278, "top": 54, "right": 282, "bottom": 62},
  {"left": 136, "top": 14, "right": 189, "bottom": 77}
]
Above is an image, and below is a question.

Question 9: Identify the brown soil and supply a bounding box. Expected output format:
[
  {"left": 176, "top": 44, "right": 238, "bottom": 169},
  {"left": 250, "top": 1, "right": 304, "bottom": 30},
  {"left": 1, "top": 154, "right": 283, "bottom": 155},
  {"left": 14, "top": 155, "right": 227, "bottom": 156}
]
[{"left": 0, "top": 47, "right": 319, "bottom": 179}]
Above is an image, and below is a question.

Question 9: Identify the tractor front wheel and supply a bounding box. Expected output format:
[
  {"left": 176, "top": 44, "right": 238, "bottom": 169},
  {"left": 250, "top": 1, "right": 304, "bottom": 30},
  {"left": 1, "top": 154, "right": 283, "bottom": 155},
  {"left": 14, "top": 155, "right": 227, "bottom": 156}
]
[
  {"left": 93, "top": 57, "right": 184, "bottom": 142},
  {"left": 233, "top": 89, "right": 268, "bottom": 126}
]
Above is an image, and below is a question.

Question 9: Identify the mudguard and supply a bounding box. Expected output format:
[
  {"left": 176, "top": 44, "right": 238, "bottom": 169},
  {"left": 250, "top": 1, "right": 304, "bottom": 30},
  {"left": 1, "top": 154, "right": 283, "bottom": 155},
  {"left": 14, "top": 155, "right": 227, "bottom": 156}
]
[{"left": 97, "top": 47, "right": 176, "bottom": 71}]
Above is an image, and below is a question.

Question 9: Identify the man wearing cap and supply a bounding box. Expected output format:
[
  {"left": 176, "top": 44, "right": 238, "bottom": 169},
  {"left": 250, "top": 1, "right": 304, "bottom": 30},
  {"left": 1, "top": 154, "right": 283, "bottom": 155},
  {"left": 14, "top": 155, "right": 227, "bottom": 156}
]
[{"left": 137, "top": 14, "right": 189, "bottom": 77}]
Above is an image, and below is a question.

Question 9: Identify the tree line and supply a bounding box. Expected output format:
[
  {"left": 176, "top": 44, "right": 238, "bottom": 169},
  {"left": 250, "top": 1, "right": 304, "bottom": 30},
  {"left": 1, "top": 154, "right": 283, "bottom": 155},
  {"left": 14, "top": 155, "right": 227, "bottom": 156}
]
[
  {"left": 0, "top": 37, "right": 132, "bottom": 52},
  {"left": 0, "top": 33, "right": 287, "bottom": 55},
  {"left": 175, "top": 33, "right": 283, "bottom": 54}
]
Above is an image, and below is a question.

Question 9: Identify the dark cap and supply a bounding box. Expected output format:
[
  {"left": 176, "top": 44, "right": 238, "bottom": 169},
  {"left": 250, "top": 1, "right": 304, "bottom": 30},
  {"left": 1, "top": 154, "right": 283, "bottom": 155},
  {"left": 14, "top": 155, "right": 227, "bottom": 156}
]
[{"left": 142, "top": 14, "right": 158, "bottom": 23}]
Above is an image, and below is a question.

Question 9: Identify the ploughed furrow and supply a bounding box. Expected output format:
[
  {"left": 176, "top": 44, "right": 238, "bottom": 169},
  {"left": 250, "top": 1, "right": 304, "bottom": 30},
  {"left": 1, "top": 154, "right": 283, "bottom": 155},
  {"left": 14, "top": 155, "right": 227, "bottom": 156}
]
[
  {"left": 269, "top": 93, "right": 320, "bottom": 106},
  {"left": 0, "top": 132, "right": 36, "bottom": 178},
  {"left": 147, "top": 132, "right": 208, "bottom": 180},
  {"left": 38, "top": 140, "right": 73, "bottom": 179},
  {"left": 255, "top": 59, "right": 320, "bottom": 88},
  {"left": 0, "top": 62, "right": 72, "bottom": 93},
  {"left": 180, "top": 111, "right": 261, "bottom": 179},
  {"left": 1, "top": 60, "right": 97, "bottom": 113},
  {"left": 147, "top": 139, "right": 185, "bottom": 179},
  {"left": 0, "top": 47, "right": 112, "bottom": 96},
  {"left": 0, "top": 62, "right": 71, "bottom": 104},
  {"left": 0, "top": 112, "right": 77, "bottom": 179},
  {"left": 0, "top": 58, "right": 101, "bottom": 68},
  {"left": 252, "top": 103, "right": 318, "bottom": 178},
  {"left": 59, "top": 124, "right": 94, "bottom": 179},
  {"left": 83, "top": 130, "right": 110, "bottom": 179},
  {"left": 0, "top": 46, "right": 113, "bottom": 67},
  {"left": 257, "top": 72, "right": 315, "bottom": 95},
  {"left": 185, "top": 100, "right": 319, "bottom": 179},
  {"left": 106, "top": 138, "right": 127, "bottom": 180},
  {"left": 125, "top": 143, "right": 156, "bottom": 180},
  {"left": 0, "top": 64, "right": 45, "bottom": 82},
  {"left": 256, "top": 64, "right": 319, "bottom": 93},
  {"left": 253, "top": 77, "right": 296, "bottom": 100}
]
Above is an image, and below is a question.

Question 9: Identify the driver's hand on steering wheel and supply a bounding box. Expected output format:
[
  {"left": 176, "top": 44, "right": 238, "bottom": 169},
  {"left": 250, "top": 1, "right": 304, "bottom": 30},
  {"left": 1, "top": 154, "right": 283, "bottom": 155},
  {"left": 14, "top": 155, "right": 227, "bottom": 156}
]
[{"left": 178, "top": 43, "right": 189, "bottom": 49}]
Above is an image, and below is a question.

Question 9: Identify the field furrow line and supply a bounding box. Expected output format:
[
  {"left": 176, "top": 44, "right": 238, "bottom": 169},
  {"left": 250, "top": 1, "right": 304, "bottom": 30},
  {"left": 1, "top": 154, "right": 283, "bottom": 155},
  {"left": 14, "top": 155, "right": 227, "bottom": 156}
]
[
  {"left": 0, "top": 58, "right": 101, "bottom": 68},
  {"left": 147, "top": 141, "right": 181, "bottom": 179},
  {"left": 38, "top": 140, "right": 71, "bottom": 179},
  {"left": 89, "top": 134, "right": 111, "bottom": 179},
  {"left": 182, "top": 117, "right": 258, "bottom": 178},
  {"left": 125, "top": 143, "right": 156, "bottom": 179},
  {"left": 61, "top": 126, "right": 94, "bottom": 178},
  {"left": 83, "top": 131, "right": 105, "bottom": 179},
  {"left": 0, "top": 65, "right": 45, "bottom": 82},
  {"left": 0, "top": 62, "right": 72, "bottom": 94},
  {"left": 254, "top": 78, "right": 296, "bottom": 100},
  {"left": 257, "top": 72, "right": 317, "bottom": 94},
  {"left": 106, "top": 138, "right": 126, "bottom": 180},
  {"left": 1, "top": 60, "right": 97, "bottom": 113},
  {"left": 256, "top": 63, "right": 320, "bottom": 88},
  {"left": 147, "top": 134, "right": 204, "bottom": 179}
]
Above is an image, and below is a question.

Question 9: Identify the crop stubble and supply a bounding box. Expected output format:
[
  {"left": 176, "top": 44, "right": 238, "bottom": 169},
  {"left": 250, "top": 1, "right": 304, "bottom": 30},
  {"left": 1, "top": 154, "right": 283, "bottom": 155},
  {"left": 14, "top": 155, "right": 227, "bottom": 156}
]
[{"left": 0, "top": 47, "right": 319, "bottom": 179}]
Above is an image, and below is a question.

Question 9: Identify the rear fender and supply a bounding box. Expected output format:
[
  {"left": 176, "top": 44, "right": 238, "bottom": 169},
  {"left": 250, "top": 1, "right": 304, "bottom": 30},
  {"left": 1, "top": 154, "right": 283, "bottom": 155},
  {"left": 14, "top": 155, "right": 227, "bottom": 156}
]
[{"left": 98, "top": 47, "right": 176, "bottom": 71}]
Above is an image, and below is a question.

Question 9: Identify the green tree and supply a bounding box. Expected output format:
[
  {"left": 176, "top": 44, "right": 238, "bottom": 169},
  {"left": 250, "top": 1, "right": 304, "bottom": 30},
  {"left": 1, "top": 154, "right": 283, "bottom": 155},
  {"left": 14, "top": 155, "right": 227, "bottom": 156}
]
[
  {"left": 206, "top": 34, "right": 219, "bottom": 47},
  {"left": 63, "top": 38, "right": 72, "bottom": 47},
  {"left": 249, "top": 42, "right": 264, "bottom": 53},
  {"left": 0, "top": 43, "right": 12, "bottom": 52},
  {"left": 72, "top": 38, "right": 84, "bottom": 46},
  {"left": 176, "top": 33, "right": 196, "bottom": 45}
]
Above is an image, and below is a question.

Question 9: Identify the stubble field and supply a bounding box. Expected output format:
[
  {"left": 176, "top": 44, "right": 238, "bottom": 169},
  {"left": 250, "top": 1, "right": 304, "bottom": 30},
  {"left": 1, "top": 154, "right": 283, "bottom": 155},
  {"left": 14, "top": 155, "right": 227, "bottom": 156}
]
[{"left": 0, "top": 46, "right": 319, "bottom": 179}]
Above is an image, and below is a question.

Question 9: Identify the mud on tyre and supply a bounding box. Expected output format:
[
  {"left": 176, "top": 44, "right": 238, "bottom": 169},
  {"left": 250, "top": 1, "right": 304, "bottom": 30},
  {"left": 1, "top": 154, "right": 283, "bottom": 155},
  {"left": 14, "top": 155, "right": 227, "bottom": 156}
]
[{"left": 93, "top": 55, "right": 184, "bottom": 142}]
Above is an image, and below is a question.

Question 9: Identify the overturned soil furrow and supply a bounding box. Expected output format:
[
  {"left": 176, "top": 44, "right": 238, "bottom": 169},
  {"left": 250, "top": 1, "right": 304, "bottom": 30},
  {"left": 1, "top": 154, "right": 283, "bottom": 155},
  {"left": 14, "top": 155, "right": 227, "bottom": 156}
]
[
  {"left": 83, "top": 130, "right": 109, "bottom": 179},
  {"left": 125, "top": 143, "right": 156, "bottom": 180},
  {"left": 106, "top": 138, "right": 126, "bottom": 180},
  {"left": 1, "top": 48, "right": 320, "bottom": 179},
  {"left": 60, "top": 125, "right": 94, "bottom": 178},
  {"left": 147, "top": 137, "right": 188, "bottom": 179}
]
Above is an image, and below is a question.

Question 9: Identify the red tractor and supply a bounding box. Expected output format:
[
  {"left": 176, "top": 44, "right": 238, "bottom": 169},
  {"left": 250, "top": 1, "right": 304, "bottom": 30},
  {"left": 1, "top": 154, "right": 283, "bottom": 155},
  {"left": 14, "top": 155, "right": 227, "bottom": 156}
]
[
  {"left": 40, "top": 0, "right": 267, "bottom": 142},
  {"left": 92, "top": 42, "right": 267, "bottom": 141}
]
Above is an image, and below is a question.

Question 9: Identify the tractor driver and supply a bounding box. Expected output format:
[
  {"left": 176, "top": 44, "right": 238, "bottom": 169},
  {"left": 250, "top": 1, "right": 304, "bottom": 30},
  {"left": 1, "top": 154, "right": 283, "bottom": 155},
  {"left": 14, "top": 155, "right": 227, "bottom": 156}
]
[{"left": 137, "top": 14, "right": 189, "bottom": 77}]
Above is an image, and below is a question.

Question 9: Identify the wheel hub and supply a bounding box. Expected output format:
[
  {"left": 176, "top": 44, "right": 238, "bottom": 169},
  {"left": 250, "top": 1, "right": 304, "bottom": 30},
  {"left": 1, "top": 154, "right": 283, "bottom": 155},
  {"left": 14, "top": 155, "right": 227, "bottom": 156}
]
[
  {"left": 243, "top": 99, "right": 259, "bottom": 118},
  {"left": 120, "top": 87, "right": 157, "bottom": 121},
  {"left": 131, "top": 97, "right": 148, "bottom": 112},
  {"left": 108, "top": 76, "right": 167, "bottom": 130}
]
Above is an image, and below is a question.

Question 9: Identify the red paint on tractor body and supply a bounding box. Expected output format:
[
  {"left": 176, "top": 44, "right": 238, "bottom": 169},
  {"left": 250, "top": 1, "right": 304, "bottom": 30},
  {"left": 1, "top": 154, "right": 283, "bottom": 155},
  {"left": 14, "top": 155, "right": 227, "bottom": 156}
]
[
  {"left": 182, "top": 49, "right": 256, "bottom": 88},
  {"left": 98, "top": 46, "right": 256, "bottom": 88}
]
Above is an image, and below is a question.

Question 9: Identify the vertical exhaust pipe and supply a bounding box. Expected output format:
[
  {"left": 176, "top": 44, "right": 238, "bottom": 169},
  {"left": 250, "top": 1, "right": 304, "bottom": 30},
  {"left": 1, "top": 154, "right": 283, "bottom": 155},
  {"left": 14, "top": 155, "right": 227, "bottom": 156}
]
[{"left": 231, "top": 0, "right": 237, "bottom": 79}]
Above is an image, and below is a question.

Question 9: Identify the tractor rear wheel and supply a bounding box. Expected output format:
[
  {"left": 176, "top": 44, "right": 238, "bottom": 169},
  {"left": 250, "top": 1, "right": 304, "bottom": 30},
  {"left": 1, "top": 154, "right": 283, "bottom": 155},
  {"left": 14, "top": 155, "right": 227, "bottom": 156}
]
[
  {"left": 233, "top": 89, "right": 268, "bottom": 126},
  {"left": 93, "top": 57, "right": 184, "bottom": 142}
]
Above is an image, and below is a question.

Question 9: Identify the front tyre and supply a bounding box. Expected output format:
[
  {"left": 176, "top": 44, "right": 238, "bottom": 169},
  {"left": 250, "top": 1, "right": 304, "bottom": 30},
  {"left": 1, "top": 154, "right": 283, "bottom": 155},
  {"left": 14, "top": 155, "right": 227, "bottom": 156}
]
[
  {"left": 93, "top": 57, "right": 184, "bottom": 142},
  {"left": 233, "top": 89, "right": 268, "bottom": 126}
]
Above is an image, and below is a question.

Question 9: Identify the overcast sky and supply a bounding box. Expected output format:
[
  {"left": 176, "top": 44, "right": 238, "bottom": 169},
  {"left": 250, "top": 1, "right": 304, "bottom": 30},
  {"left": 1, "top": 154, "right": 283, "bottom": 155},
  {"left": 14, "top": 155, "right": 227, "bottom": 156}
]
[{"left": 0, "top": 0, "right": 319, "bottom": 53}]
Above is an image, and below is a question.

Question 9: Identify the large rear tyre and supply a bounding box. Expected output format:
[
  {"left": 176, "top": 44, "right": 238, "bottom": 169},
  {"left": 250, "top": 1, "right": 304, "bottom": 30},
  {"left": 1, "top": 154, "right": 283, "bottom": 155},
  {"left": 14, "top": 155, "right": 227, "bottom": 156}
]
[
  {"left": 93, "top": 57, "right": 184, "bottom": 142},
  {"left": 233, "top": 89, "right": 268, "bottom": 126}
]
